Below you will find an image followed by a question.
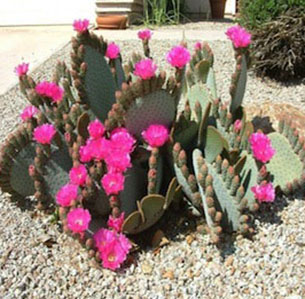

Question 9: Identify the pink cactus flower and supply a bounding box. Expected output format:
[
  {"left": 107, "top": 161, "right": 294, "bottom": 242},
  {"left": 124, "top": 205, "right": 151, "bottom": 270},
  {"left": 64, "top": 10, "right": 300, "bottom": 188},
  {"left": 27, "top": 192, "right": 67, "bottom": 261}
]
[
  {"left": 134, "top": 59, "right": 157, "bottom": 80},
  {"left": 73, "top": 19, "right": 89, "bottom": 33},
  {"left": 110, "top": 128, "right": 136, "bottom": 154},
  {"left": 249, "top": 132, "right": 276, "bottom": 163},
  {"left": 166, "top": 45, "right": 191, "bottom": 69},
  {"left": 107, "top": 213, "right": 125, "bottom": 232},
  {"left": 20, "top": 105, "right": 38, "bottom": 121},
  {"left": 79, "top": 144, "right": 93, "bottom": 163},
  {"left": 106, "top": 42, "right": 120, "bottom": 60},
  {"left": 138, "top": 29, "right": 152, "bottom": 41},
  {"left": 142, "top": 124, "right": 169, "bottom": 148},
  {"left": 94, "top": 228, "right": 117, "bottom": 252},
  {"left": 226, "top": 25, "right": 251, "bottom": 48},
  {"left": 33, "top": 124, "right": 56, "bottom": 144},
  {"left": 118, "top": 233, "right": 132, "bottom": 254},
  {"left": 69, "top": 164, "right": 88, "bottom": 186},
  {"left": 87, "top": 137, "right": 110, "bottom": 161},
  {"left": 56, "top": 183, "right": 78, "bottom": 207},
  {"left": 105, "top": 150, "right": 131, "bottom": 173},
  {"left": 15, "top": 62, "right": 29, "bottom": 77},
  {"left": 101, "top": 172, "right": 125, "bottom": 195},
  {"left": 194, "top": 42, "right": 202, "bottom": 51},
  {"left": 35, "top": 81, "right": 64, "bottom": 103},
  {"left": 233, "top": 119, "right": 242, "bottom": 133},
  {"left": 251, "top": 182, "right": 275, "bottom": 203},
  {"left": 88, "top": 120, "right": 105, "bottom": 139},
  {"left": 100, "top": 238, "right": 128, "bottom": 270},
  {"left": 67, "top": 208, "right": 91, "bottom": 233}
]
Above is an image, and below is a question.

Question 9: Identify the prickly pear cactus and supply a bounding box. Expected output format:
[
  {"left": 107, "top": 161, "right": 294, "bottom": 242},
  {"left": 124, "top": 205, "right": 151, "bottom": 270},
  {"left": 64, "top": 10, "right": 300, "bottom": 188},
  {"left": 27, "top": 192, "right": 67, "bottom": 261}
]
[{"left": 1, "top": 22, "right": 304, "bottom": 270}]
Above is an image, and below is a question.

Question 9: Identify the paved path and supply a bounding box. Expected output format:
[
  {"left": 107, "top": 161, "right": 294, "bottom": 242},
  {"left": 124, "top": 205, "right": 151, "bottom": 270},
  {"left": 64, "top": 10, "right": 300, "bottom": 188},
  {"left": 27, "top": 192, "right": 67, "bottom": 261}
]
[{"left": 0, "top": 26, "right": 227, "bottom": 95}]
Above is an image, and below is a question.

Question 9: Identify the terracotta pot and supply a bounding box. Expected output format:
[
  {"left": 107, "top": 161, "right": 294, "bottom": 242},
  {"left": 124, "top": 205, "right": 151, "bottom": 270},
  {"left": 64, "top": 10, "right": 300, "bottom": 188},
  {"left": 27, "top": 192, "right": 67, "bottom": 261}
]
[
  {"left": 209, "top": 0, "right": 226, "bottom": 19},
  {"left": 96, "top": 15, "right": 128, "bottom": 29}
]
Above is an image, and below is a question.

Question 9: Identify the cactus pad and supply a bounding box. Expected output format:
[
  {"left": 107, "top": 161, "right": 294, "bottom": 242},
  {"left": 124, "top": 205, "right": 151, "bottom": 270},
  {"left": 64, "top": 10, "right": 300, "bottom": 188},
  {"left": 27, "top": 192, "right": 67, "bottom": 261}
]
[
  {"left": 43, "top": 144, "right": 73, "bottom": 198},
  {"left": 239, "top": 152, "right": 259, "bottom": 212},
  {"left": 266, "top": 132, "right": 304, "bottom": 190},
  {"left": 230, "top": 54, "right": 247, "bottom": 114},
  {"left": 10, "top": 143, "right": 36, "bottom": 197},
  {"left": 83, "top": 46, "right": 116, "bottom": 121},
  {"left": 125, "top": 90, "right": 176, "bottom": 139}
]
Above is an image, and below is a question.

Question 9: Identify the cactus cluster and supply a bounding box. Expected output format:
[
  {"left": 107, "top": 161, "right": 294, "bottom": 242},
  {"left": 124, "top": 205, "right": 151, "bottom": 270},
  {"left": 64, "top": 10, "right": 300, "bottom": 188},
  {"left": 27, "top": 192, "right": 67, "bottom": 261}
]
[{"left": 0, "top": 22, "right": 304, "bottom": 270}]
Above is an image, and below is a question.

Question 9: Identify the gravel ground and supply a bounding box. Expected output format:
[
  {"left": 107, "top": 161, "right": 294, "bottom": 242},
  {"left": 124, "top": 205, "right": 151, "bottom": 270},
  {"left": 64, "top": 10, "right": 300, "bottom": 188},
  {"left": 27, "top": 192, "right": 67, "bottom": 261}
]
[{"left": 0, "top": 35, "right": 305, "bottom": 299}]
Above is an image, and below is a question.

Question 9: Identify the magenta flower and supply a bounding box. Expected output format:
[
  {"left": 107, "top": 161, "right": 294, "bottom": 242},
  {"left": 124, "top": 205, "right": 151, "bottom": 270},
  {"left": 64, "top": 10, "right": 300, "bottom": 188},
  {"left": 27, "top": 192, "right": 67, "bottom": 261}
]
[
  {"left": 110, "top": 128, "right": 136, "bottom": 154},
  {"left": 73, "top": 19, "right": 89, "bottom": 33},
  {"left": 15, "top": 62, "right": 29, "bottom": 77},
  {"left": 101, "top": 172, "right": 125, "bottom": 195},
  {"left": 118, "top": 233, "right": 132, "bottom": 254},
  {"left": 107, "top": 212, "right": 125, "bottom": 233},
  {"left": 100, "top": 238, "right": 128, "bottom": 270},
  {"left": 142, "top": 124, "right": 169, "bottom": 148},
  {"left": 106, "top": 42, "right": 120, "bottom": 59},
  {"left": 194, "top": 42, "right": 202, "bottom": 51},
  {"left": 226, "top": 25, "right": 251, "bottom": 48},
  {"left": 69, "top": 164, "right": 88, "bottom": 186},
  {"left": 33, "top": 124, "right": 56, "bottom": 144},
  {"left": 134, "top": 59, "right": 157, "bottom": 80},
  {"left": 94, "top": 228, "right": 117, "bottom": 252},
  {"left": 79, "top": 144, "right": 93, "bottom": 163},
  {"left": 87, "top": 137, "right": 110, "bottom": 161},
  {"left": 251, "top": 182, "right": 275, "bottom": 203},
  {"left": 88, "top": 120, "right": 105, "bottom": 139},
  {"left": 249, "top": 132, "right": 276, "bottom": 163},
  {"left": 67, "top": 208, "right": 91, "bottom": 233},
  {"left": 56, "top": 183, "right": 78, "bottom": 207},
  {"left": 166, "top": 45, "right": 191, "bottom": 69},
  {"left": 233, "top": 119, "right": 242, "bottom": 133},
  {"left": 35, "top": 81, "right": 64, "bottom": 103},
  {"left": 20, "top": 105, "right": 38, "bottom": 121},
  {"left": 138, "top": 29, "right": 152, "bottom": 41},
  {"left": 105, "top": 150, "right": 131, "bottom": 173},
  {"left": 94, "top": 228, "right": 131, "bottom": 270}
]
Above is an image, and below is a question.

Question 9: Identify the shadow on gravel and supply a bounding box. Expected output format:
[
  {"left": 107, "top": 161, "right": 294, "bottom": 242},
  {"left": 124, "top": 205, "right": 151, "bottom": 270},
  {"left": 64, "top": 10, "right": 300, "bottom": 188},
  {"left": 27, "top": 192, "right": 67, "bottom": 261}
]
[{"left": 6, "top": 193, "right": 37, "bottom": 212}]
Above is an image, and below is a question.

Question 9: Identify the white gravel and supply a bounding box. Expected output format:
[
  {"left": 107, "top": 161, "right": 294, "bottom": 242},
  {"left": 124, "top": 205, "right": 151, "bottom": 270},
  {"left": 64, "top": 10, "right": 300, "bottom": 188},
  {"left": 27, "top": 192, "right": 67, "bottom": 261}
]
[{"left": 0, "top": 37, "right": 305, "bottom": 298}]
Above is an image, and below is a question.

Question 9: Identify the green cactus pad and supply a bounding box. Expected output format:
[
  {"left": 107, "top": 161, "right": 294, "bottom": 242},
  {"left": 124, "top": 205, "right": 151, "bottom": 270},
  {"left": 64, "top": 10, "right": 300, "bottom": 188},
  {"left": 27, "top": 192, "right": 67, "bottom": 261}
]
[
  {"left": 171, "top": 114, "right": 199, "bottom": 150},
  {"left": 197, "top": 102, "right": 211, "bottom": 147},
  {"left": 164, "top": 177, "right": 179, "bottom": 209},
  {"left": 203, "top": 126, "right": 228, "bottom": 163},
  {"left": 10, "top": 143, "right": 36, "bottom": 197},
  {"left": 122, "top": 194, "right": 166, "bottom": 234},
  {"left": 266, "top": 132, "right": 303, "bottom": 190},
  {"left": 43, "top": 144, "right": 73, "bottom": 198},
  {"left": 120, "top": 163, "right": 148, "bottom": 216},
  {"left": 84, "top": 45, "right": 116, "bottom": 121},
  {"left": 230, "top": 54, "right": 247, "bottom": 114},
  {"left": 187, "top": 83, "right": 210, "bottom": 116},
  {"left": 195, "top": 60, "right": 210, "bottom": 83},
  {"left": 207, "top": 162, "right": 243, "bottom": 232},
  {"left": 239, "top": 152, "right": 259, "bottom": 212},
  {"left": 206, "top": 68, "right": 217, "bottom": 99},
  {"left": 192, "top": 149, "right": 212, "bottom": 226},
  {"left": 125, "top": 90, "right": 176, "bottom": 139},
  {"left": 114, "top": 58, "right": 126, "bottom": 90},
  {"left": 174, "top": 163, "right": 193, "bottom": 200}
]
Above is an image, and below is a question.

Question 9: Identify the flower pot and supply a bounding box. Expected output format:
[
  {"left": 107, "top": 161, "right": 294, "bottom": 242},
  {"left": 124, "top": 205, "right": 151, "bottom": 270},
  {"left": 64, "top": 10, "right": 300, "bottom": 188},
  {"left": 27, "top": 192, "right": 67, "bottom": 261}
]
[
  {"left": 95, "top": 0, "right": 144, "bottom": 26},
  {"left": 209, "top": 0, "right": 226, "bottom": 19},
  {"left": 96, "top": 14, "right": 128, "bottom": 29}
]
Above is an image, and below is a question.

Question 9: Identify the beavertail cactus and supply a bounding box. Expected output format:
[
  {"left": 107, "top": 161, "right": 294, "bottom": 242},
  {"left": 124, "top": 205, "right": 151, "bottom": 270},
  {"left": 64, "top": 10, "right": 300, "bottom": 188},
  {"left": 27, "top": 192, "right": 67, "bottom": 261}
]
[{"left": 0, "top": 23, "right": 304, "bottom": 270}]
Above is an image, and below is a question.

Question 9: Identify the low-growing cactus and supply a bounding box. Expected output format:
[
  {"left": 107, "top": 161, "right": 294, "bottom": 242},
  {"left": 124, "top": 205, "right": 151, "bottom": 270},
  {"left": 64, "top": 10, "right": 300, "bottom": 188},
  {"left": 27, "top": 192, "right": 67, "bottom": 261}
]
[{"left": 1, "top": 21, "right": 304, "bottom": 270}]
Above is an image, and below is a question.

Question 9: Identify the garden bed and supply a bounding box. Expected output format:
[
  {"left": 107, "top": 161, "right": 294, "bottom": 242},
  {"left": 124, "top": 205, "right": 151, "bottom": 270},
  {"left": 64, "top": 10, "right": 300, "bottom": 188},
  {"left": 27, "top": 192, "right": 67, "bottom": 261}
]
[{"left": 0, "top": 37, "right": 304, "bottom": 298}]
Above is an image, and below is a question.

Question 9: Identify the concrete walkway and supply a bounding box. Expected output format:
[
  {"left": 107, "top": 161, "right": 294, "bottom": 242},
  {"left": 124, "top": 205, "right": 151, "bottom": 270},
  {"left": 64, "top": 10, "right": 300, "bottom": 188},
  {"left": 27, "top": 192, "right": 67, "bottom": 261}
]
[{"left": 0, "top": 26, "right": 227, "bottom": 95}]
